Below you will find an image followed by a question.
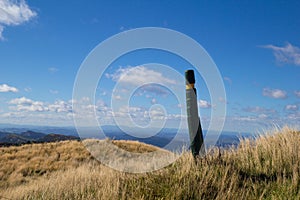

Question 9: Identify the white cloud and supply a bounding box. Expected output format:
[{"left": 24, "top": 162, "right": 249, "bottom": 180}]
[
  {"left": 140, "top": 84, "right": 170, "bottom": 96},
  {"left": 109, "top": 66, "right": 177, "bottom": 86},
  {"left": 262, "top": 88, "right": 287, "bottom": 99},
  {"left": 198, "top": 99, "right": 212, "bottom": 108},
  {"left": 0, "top": 83, "right": 18, "bottom": 92},
  {"left": 49, "top": 89, "right": 58, "bottom": 94},
  {"left": 258, "top": 114, "right": 268, "bottom": 119},
  {"left": 151, "top": 98, "right": 157, "bottom": 104},
  {"left": 166, "top": 113, "right": 184, "bottom": 120},
  {"left": 0, "top": 0, "right": 36, "bottom": 40},
  {"left": 9, "top": 97, "right": 47, "bottom": 112},
  {"left": 113, "top": 106, "right": 143, "bottom": 119},
  {"left": 261, "top": 43, "right": 300, "bottom": 66},
  {"left": 294, "top": 90, "right": 300, "bottom": 98},
  {"left": 218, "top": 97, "right": 228, "bottom": 104},
  {"left": 9, "top": 96, "right": 32, "bottom": 104},
  {"left": 285, "top": 104, "right": 298, "bottom": 111},
  {"left": 48, "top": 67, "right": 58, "bottom": 73},
  {"left": 112, "top": 94, "right": 121, "bottom": 100},
  {"left": 149, "top": 108, "right": 165, "bottom": 120},
  {"left": 0, "top": 25, "right": 4, "bottom": 40},
  {"left": 287, "top": 111, "right": 300, "bottom": 121},
  {"left": 120, "top": 106, "right": 143, "bottom": 114},
  {"left": 9, "top": 97, "right": 73, "bottom": 113},
  {"left": 98, "top": 90, "right": 107, "bottom": 96},
  {"left": 223, "top": 77, "right": 232, "bottom": 84},
  {"left": 72, "top": 98, "right": 99, "bottom": 123},
  {"left": 24, "top": 87, "right": 31, "bottom": 92},
  {"left": 48, "top": 100, "right": 72, "bottom": 113},
  {"left": 232, "top": 116, "right": 257, "bottom": 122},
  {"left": 243, "top": 106, "right": 276, "bottom": 114},
  {"left": 81, "top": 97, "right": 90, "bottom": 102},
  {"left": 108, "top": 66, "right": 177, "bottom": 98}
]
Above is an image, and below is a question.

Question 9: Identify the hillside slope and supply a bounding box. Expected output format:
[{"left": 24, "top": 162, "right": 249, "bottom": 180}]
[{"left": 0, "top": 127, "right": 299, "bottom": 199}]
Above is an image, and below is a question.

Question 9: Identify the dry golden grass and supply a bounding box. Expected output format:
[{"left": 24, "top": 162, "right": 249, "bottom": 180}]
[
  {"left": 82, "top": 139, "right": 177, "bottom": 173},
  {"left": 0, "top": 127, "right": 299, "bottom": 199},
  {"left": 0, "top": 140, "right": 93, "bottom": 188},
  {"left": 112, "top": 140, "right": 159, "bottom": 153}
]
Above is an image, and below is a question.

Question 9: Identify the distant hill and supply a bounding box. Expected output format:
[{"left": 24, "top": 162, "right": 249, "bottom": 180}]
[
  {"left": 0, "top": 130, "right": 79, "bottom": 146},
  {"left": 0, "top": 133, "right": 29, "bottom": 144},
  {"left": 0, "top": 124, "right": 78, "bottom": 136},
  {"left": 0, "top": 131, "right": 11, "bottom": 139},
  {"left": 38, "top": 134, "right": 79, "bottom": 143},
  {"left": 20, "top": 130, "right": 46, "bottom": 140}
]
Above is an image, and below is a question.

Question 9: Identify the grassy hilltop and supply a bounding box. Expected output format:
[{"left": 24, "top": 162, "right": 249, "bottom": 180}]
[{"left": 0, "top": 127, "right": 299, "bottom": 199}]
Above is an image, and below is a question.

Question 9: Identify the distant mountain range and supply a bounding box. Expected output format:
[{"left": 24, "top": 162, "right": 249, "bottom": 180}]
[
  {"left": 0, "top": 124, "right": 78, "bottom": 136},
  {"left": 0, "top": 124, "right": 254, "bottom": 148},
  {"left": 0, "top": 130, "right": 79, "bottom": 146}
]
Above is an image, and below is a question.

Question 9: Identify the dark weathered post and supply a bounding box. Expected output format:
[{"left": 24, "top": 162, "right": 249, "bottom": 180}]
[{"left": 185, "top": 70, "right": 205, "bottom": 158}]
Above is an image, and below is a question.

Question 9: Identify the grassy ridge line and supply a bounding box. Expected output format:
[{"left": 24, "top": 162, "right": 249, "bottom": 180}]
[
  {"left": 0, "top": 127, "right": 299, "bottom": 199},
  {"left": 0, "top": 140, "right": 92, "bottom": 188}
]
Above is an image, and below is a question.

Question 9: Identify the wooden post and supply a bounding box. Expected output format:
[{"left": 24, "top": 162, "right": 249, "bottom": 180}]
[{"left": 185, "top": 70, "right": 205, "bottom": 158}]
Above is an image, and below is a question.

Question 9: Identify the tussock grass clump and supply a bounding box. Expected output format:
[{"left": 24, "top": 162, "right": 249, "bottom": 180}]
[
  {"left": 0, "top": 127, "right": 299, "bottom": 199},
  {"left": 232, "top": 127, "right": 299, "bottom": 181}
]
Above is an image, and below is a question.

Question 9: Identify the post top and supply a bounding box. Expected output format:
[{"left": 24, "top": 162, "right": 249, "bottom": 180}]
[{"left": 185, "top": 69, "right": 195, "bottom": 84}]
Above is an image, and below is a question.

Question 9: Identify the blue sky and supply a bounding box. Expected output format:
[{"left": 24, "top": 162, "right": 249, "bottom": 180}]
[{"left": 0, "top": 0, "right": 299, "bottom": 133}]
